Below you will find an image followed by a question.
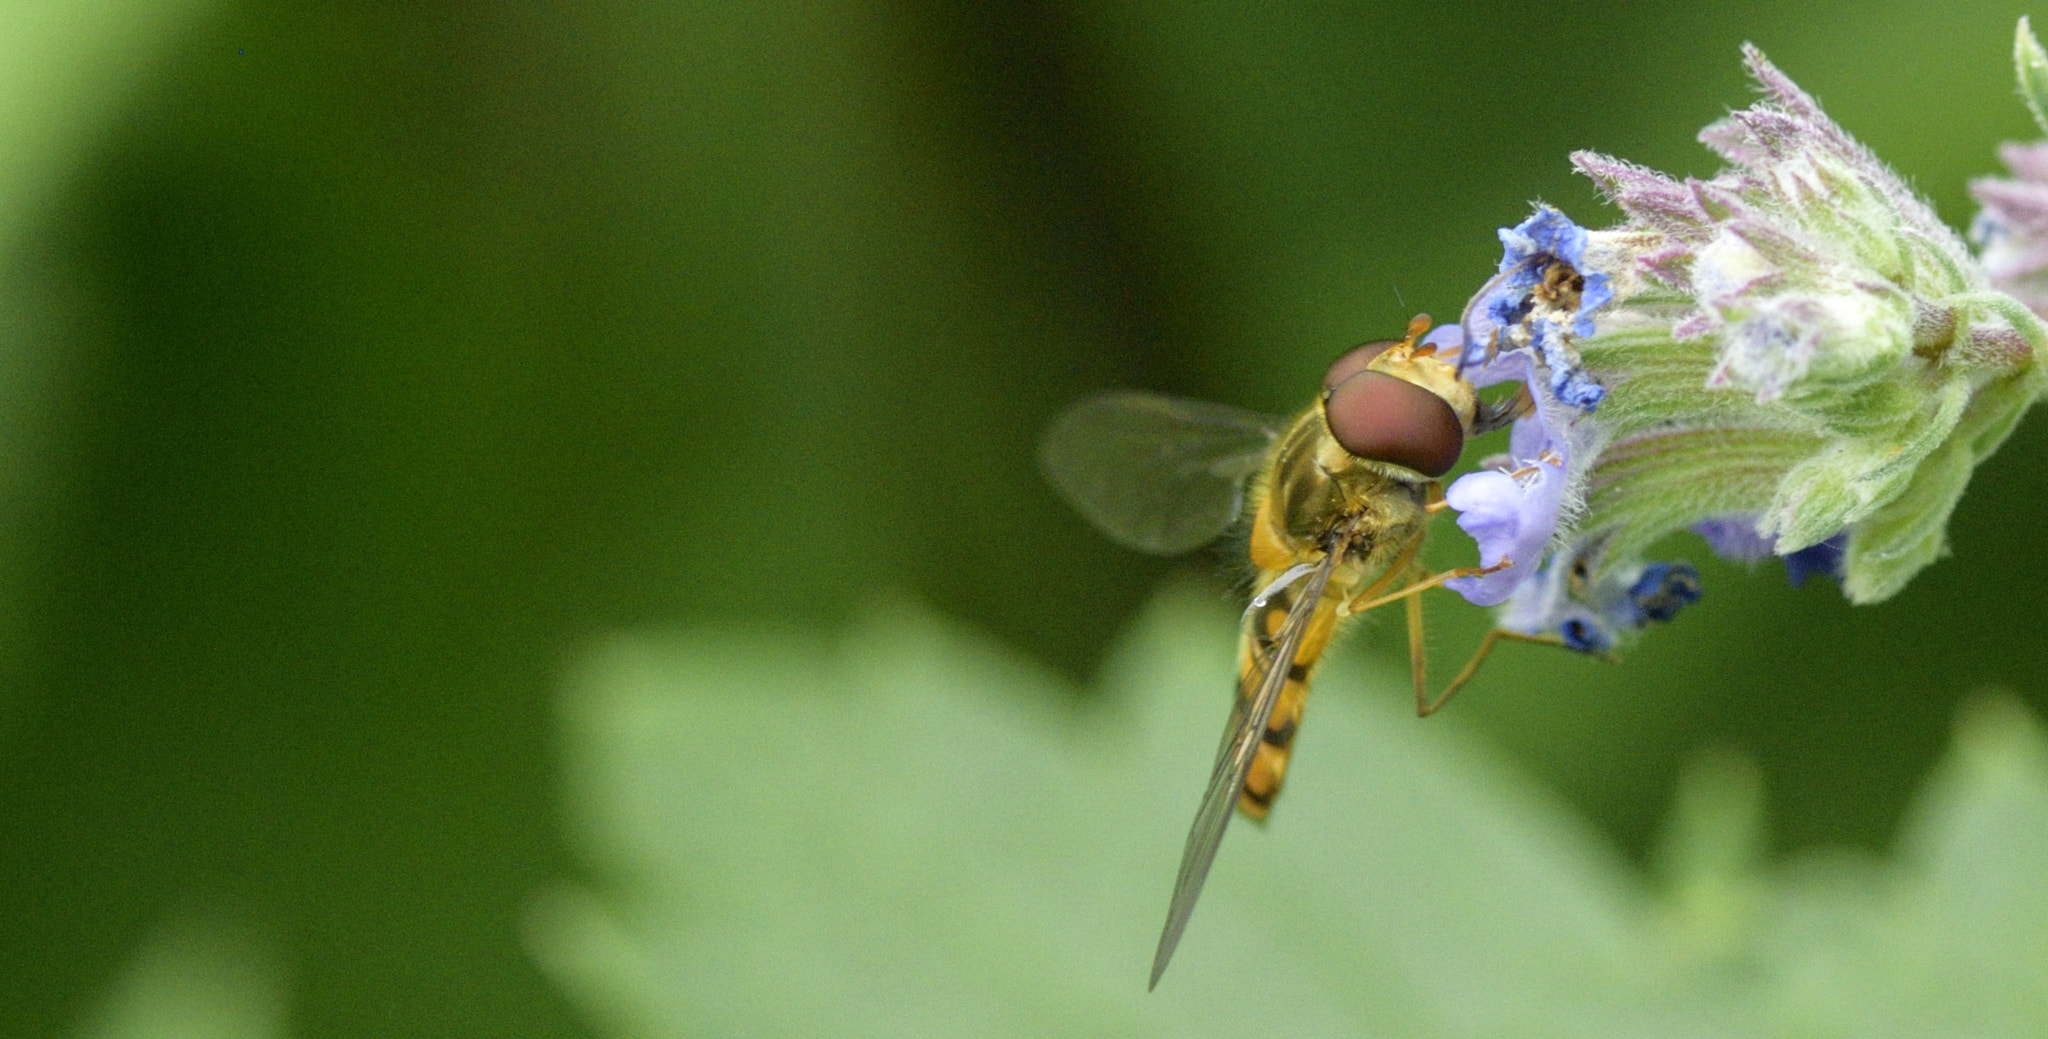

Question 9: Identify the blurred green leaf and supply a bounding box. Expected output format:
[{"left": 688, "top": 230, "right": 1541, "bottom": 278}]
[
  {"left": 0, "top": 0, "right": 221, "bottom": 739},
  {"left": 71, "top": 913, "right": 286, "bottom": 1039},
  {"left": 533, "top": 592, "right": 2048, "bottom": 1036},
  {"left": 0, "top": 0, "right": 218, "bottom": 243}
]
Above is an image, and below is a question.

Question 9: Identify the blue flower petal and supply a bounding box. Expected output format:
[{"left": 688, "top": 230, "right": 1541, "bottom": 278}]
[
  {"left": 1495, "top": 553, "right": 1702, "bottom": 654},
  {"left": 1467, "top": 206, "right": 1611, "bottom": 415},
  {"left": 1783, "top": 532, "right": 1847, "bottom": 587},
  {"left": 1446, "top": 204, "right": 1619, "bottom": 606},
  {"left": 1626, "top": 561, "right": 1703, "bottom": 623},
  {"left": 1559, "top": 615, "right": 1612, "bottom": 653},
  {"left": 1573, "top": 272, "right": 1615, "bottom": 334},
  {"left": 1535, "top": 326, "right": 1609, "bottom": 410},
  {"left": 1500, "top": 207, "right": 1591, "bottom": 272}
]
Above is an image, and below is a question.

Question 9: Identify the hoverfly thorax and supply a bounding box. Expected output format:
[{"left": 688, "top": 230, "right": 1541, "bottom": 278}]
[{"left": 1252, "top": 410, "right": 1419, "bottom": 574}]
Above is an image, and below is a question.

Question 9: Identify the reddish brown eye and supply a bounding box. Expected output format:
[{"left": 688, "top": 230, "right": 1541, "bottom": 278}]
[
  {"left": 1323, "top": 370, "right": 1464, "bottom": 477},
  {"left": 1322, "top": 339, "right": 1401, "bottom": 389}
]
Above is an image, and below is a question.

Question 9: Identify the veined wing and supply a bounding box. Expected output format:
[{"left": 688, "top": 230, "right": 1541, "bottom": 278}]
[
  {"left": 1039, "top": 391, "right": 1285, "bottom": 555},
  {"left": 1149, "top": 538, "right": 1344, "bottom": 989}
]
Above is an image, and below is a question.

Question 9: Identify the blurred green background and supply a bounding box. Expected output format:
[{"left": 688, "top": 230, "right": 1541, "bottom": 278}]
[{"left": 2, "top": 1, "right": 2045, "bottom": 1036}]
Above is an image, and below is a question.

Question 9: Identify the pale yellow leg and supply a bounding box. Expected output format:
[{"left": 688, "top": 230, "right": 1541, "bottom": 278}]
[
  {"left": 1405, "top": 577, "right": 1429, "bottom": 715},
  {"left": 1422, "top": 480, "right": 1449, "bottom": 514},
  {"left": 1346, "top": 558, "right": 1511, "bottom": 615},
  {"left": 1336, "top": 533, "right": 1425, "bottom": 618},
  {"left": 1415, "top": 628, "right": 1566, "bottom": 717}
]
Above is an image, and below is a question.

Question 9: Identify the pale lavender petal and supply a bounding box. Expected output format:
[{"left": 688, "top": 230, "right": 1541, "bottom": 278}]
[
  {"left": 1421, "top": 324, "right": 1466, "bottom": 353},
  {"left": 1444, "top": 443, "right": 1569, "bottom": 607},
  {"left": 1693, "top": 514, "right": 1775, "bottom": 562},
  {"left": 1998, "top": 140, "right": 2048, "bottom": 183}
]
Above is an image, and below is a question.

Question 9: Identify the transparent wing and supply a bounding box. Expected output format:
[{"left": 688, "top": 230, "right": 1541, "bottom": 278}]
[
  {"left": 1039, "top": 391, "right": 1286, "bottom": 555},
  {"left": 1149, "top": 542, "right": 1343, "bottom": 989}
]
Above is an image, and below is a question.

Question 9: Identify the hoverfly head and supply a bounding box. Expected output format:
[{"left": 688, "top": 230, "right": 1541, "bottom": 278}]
[{"left": 1320, "top": 314, "right": 1478, "bottom": 478}]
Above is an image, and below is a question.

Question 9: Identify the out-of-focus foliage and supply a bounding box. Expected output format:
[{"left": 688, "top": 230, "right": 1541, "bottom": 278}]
[
  {"left": 531, "top": 590, "right": 2048, "bottom": 1037},
  {"left": 0, "top": 0, "right": 217, "bottom": 242},
  {"left": 0, "top": 2, "right": 2043, "bottom": 1037},
  {"left": 0, "top": 0, "right": 220, "bottom": 737},
  {"left": 72, "top": 913, "right": 285, "bottom": 1039}
]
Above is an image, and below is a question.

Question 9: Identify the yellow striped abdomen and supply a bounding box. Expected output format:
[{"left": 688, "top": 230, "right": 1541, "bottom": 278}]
[{"left": 1234, "top": 546, "right": 1348, "bottom": 819}]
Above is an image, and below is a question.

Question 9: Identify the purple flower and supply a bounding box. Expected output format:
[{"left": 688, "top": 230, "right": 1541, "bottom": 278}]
[
  {"left": 1694, "top": 513, "right": 1848, "bottom": 587},
  {"left": 1441, "top": 205, "right": 1619, "bottom": 608},
  {"left": 1442, "top": 337, "right": 1580, "bottom": 607},
  {"left": 1495, "top": 552, "right": 1702, "bottom": 654},
  {"left": 1692, "top": 514, "right": 1776, "bottom": 563},
  {"left": 1783, "top": 531, "right": 1847, "bottom": 587},
  {"left": 1465, "top": 206, "right": 1614, "bottom": 411},
  {"left": 1442, "top": 458, "right": 1565, "bottom": 608},
  {"left": 1442, "top": 36, "right": 2046, "bottom": 628}
]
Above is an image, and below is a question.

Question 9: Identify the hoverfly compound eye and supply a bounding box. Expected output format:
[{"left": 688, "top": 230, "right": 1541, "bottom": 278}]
[
  {"left": 1322, "top": 339, "right": 1401, "bottom": 390},
  {"left": 1323, "top": 370, "right": 1464, "bottom": 477}
]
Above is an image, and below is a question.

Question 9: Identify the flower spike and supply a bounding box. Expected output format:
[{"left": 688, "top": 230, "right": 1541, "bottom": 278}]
[{"left": 1445, "top": 33, "right": 2047, "bottom": 625}]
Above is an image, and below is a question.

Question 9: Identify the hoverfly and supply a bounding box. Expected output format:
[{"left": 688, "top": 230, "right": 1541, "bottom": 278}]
[{"left": 1040, "top": 315, "right": 1530, "bottom": 988}]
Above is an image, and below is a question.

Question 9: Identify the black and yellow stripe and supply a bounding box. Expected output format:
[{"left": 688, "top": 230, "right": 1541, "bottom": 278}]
[{"left": 1233, "top": 568, "right": 1344, "bottom": 819}]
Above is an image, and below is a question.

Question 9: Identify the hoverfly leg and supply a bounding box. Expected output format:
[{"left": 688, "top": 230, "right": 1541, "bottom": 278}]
[
  {"left": 1389, "top": 562, "right": 1544, "bottom": 717},
  {"left": 1471, "top": 383, "right": 1535, "bottom": 436},
  {"left": 1414, "top": 627, "right": 1565, "bottom": 717},
  {"left": 1405, "top": 571, "right": 1429, "bottom": 714},
  {"left": 1344, "top": 557, "right": 1513, "bottom": 616},
  {"left": 1334, "top": 531, "right": 1424, "bottom": 618},
  {"left": 1421, "top": 481, "right": 1450, "bottom": 514}
]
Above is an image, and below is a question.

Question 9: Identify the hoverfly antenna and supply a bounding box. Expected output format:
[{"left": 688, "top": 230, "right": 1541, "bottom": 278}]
[
  {"left": 1324, "top": 314, "right": 1437, "bottom": 387},
  {"left": 1404, "top": 313, "right": 1432, "bottom": 345}
]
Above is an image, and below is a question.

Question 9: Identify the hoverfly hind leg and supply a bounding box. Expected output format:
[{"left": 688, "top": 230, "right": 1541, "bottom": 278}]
[{"left": 1412, "top": 623, "right": 1573, "bottom": 718}]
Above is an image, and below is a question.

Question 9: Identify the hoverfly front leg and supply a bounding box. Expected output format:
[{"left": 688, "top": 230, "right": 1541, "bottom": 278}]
[
  {"left": 1344, "top": 557, "right": 1511, "bottom": 615},
  {"left": 1333, "top": 529, "right": 1425, "bottom": 619}
]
